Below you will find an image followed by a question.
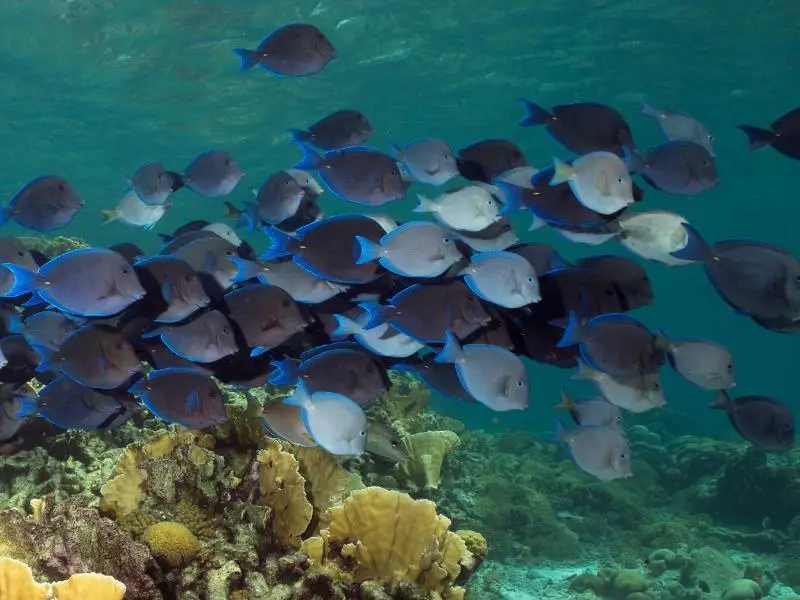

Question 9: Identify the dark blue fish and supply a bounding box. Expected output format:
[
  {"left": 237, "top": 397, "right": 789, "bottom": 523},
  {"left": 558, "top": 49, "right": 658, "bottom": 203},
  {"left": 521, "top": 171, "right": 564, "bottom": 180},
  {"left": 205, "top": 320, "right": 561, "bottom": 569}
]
[
  {"left": 518, "top": 100, "right": 635, "bottom": 156},
  {"left": 558, "top": 312, "right": 664, "bottom": 379},
  {"left": 183, "top": 150, "right": 244, "bottom": 198},
  {"left": 711, "top": 391, "right": 795, "bottom": 450},
  {"left": 262, "top": 214, "right": 385, "bottom": 284},
  {"left": 294, "top": 144, "right": 405, "bottom": 206},
  {"left": 2, "top": 248, "right": 146, "bottom": 317},
  {"left": 248, "top": 171, "right": 306, "bottom": 226},
  {"left": 128, "top": 162, "right": 182, "bottom": 206},
  {"left": 9, "top": 309, "right": 81, "bottom": 350},
  {"left": 0, "top": 176, "right": 84, "bottom": 232},
  {"left": 38, "top": 376, "right": 123, "bottom": 430},
  {"left": 38, "top": 324, "right": 142, "bottom": 390},
  {"left": 671, "top": 224, "right": 800, "bottom": 321},
  {"left": 288, "top": 109, "right": 373, "bottom": 151},
  {"left": 129, "top": 368, "right": 227, "bottom": 429},
  {"left": 626, "top": 141, "right": 718, "bottom": 196},
  {"left": 143, "top": 310, "right": 238, "bottom": 363},
  {"left": 738, "top": 108, "right": 800, "bottom": 160},
  {"left": 232, "top": 23, "right": 336, "bottom": 77},
  {"left": 456, "top": 139, "right": 527, "bottom": 183}
]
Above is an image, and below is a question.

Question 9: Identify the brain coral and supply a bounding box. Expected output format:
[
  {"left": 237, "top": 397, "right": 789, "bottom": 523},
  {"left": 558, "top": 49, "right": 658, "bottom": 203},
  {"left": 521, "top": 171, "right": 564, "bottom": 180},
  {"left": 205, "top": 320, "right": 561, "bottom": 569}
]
[{"left": 142, "top": 521, "right": 201, "bottom": 569}]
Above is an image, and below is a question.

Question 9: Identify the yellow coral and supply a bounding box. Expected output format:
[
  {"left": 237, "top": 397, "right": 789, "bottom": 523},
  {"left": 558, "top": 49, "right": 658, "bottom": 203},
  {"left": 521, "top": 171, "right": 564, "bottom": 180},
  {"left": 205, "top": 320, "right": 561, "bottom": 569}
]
[
  {"left": 400, "top": 430, "right": 460, "bottom": 490},
  {"left": 292, "top": 445, "right": 364, "bottom": 532},
  {"left": 0, "top": 557, "right": 48, "bottom": 600},
  {"left": 99, "top": 466, "right": 147, "bottom": 519},
  {"left": 51, "top": 573, "right": 127, "bottom": 599},
  {"left": 455, "top": 530, "right": 487, "bottom": 562},
  {"left": 310, "top": 487, "right": 472, "bottom": 594},
  {"left": 142, "top": 521, "right": 201, "bottom": 568},
  {"left": 0, "top": 557, "right": 125, "bottom": 600},
  {"left": 257, "top": 443, "right": 313, "bottom": 548}
]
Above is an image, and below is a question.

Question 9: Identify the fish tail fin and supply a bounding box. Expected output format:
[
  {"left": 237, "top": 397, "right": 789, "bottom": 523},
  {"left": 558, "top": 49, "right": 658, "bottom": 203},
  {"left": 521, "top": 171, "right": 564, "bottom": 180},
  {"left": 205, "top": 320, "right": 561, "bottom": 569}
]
[
  {"left": 32, "top": 343, "right": 56, "bottom": 373},
  {"left": 11, "top": 394, "right": 38, "bottom": 418},
  {"left": 737, "top": 124, "right": 774, "bottom": 152},
  {"left": 140, "top": 328, "right": 162, "bottom": 340},
  {"left": 166, "top": 171, "right": 185, "bottom": 191},
  {"left": 621, "top": 146, "right": 646, "bottom": 174},
  {"left": 232, "top": 48, "right": 259, "bottom": 71},
  {"left": 287, "top": 128, "right": 311, "bottom": 144},
  {"left": 283, "top": 381, "right": 312, "bottom": 408},
  {"left": 354, "top": 235, "right": 382, "bottom": 265},
  {"left": 556, "top": 311, "right": 582, "bottom": 348},
  {"left": 2, "top": 263, "right": 40, "bottom": 298},
  {"left": 293, "top": 143, "right": 323, "bottom": 170},
  {"left": 528, "top": 214, "right": 547, "bottom": 232},
  {"left": 331, "top": 314, "right": 362, "bottom": 338},
  {"left": 358, "top": 301, "right": 394, "bottom": 329},
  {"left": 234, "top": 201, "right": 259, "bottom": 232},
  {"left": 101, "top": 209, "right": 119, "bottom": 224},
  {"left": 549, "top": 419, "right": 568, "bottom": 444},
  {"left": 640, "top": 103, "right": 661, "bottom": 119},
  {"left": 669, "top": 223, "right": 713, "bottom": 263},
  {"left": 554, "top": 390, "right": 575, "bottom": 412},
  {"left": 517, "top": 99, "right": 552, "bottom": 127},
  {"left": 493, "top": 181, "right": 525, "bottom": 215},
  {"left": 229, "top": 256, "right": 262, "bottom": 283},
  {"left": 412, "top": 194, "right": 437, "bottom": 214},
  {"left": 549, "top": 158, "right": 574, "bottom": 185},
  {"left": 7, "top": 313, "right": 24, "bottom": 335},
  {"left": 710, "top": 390, "right": 734, "bottom": 411},
  {"left": 223, "top": 200, "right": 241, "bottom": 218},
  {"left": 435, "top": 331, "right": 464, "bottom": 364},
  {"left": 268, "top": 358, "right": 301, "bottom": 385},
  {"left": 260, "top": 227, "right": 296, "bottom": 260}
]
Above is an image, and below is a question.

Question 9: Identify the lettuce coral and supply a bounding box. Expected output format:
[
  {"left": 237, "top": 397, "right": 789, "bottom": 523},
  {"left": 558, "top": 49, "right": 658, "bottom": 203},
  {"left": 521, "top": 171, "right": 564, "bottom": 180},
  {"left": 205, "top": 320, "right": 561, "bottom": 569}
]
[{"left": 0, "top": 557, "right": 126, "bottom": 600}]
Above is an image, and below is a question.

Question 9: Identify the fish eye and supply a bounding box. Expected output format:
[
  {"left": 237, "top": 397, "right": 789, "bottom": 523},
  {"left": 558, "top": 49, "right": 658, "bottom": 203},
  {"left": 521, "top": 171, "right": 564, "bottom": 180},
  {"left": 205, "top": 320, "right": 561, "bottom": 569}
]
[
  {"left": 391, "top": 440, "right": 399, "bottom": 447},
  {"left": 225, "top": 249, "right": 235, "bottom": 256},
  {"left": 359, "top": 429, "right": 367, "bottom": 437},
  {"left": 516, "top": 380, "right": 524, "bottom": 388},
  {"left": 653, "top": 382, "right": 661, "bottom": 391},
  {"left": 618, "top": 177, "right": 624, "bottom": 184},
  {"left": 282, "top": 299, "right": 292, "bottom": 308},
  {"left": 115, "top": 341, "right": 124, "bottom": 350},
  {"left": 224, "top": 158, "right": 231, "bottom": 166},
  {"left": 58, "top": 183, "right": 66, "bottom": 192},
  {"left": 121, "top": 267, "right": 130, "bottom": 274},
  {"left": 443, "top": 237, "right": 451, "bottom": 244},
  {"left": 185, "top": 273, "right": 195, "bottom": 282},
  {"left": 726, "top": 363, "right": 733, "bottom": 372},
  {"left": 526, "top": 276, "right": 535, "bottom": 283},
  {"left": 15, "top": 251, "right": 24, "bottom": 258}
]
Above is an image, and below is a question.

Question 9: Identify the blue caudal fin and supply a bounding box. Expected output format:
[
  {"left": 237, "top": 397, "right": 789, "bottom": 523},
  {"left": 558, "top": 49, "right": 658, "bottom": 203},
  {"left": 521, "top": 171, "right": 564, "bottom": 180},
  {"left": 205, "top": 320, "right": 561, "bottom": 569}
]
[
  {"left": 293, "top": 143, "right": 323, "bottom": 171},
  {"left": 229, "top": 256, "right": 262, "bottom": 283},
  {"left": 1, "top": 263, "right": 40, "bottom": 298},
  {"left": 249, "top": 346, "right": 270, "bottom": 358},
  {"left": 621, "top": 146, "right": 646, "bottom": 174},
  {"left": 232, "top": 48, "right": 260, "bottom": 71},
  {"left": 358, "top": 301, "right": 394, "bottom": 329},
  {"left": 331, "top": 314, "right": 362, "bottom": 338},
  {"left": 492, "top": 180, "right": 527, "bottom": 215},
  {"left": 354, "top": 235, "right": 382, "bottom": 265},
  {"left": 260, "top": 227, "right": 296, "bottom": 261},
  {"left": 11, "top": 394, "right": 38, "bottom": 418},
  {"left": 233, "top": 202, "right": 259, "bottom": 232},
  {"left": 556, "top": 311, "right": 583, "bottom": 348},
  {"left": 268, "top": 358, "right": 301, "bottom": 385},
  {"left": 434, "top": 331, "right": 465, "bottom": 364},
  {"left": 669, "top": 223, "right": 714, "bottom": 263},
  {"left": 286, "top": 128, "right": 312, "bottom": 144},
  {"left": 517, "top": 99, "right": 552, "bottom": 127},
  {"left": 737, "top": 124, "right": 775, "bottom": 152},
  {"left": 549, "top": 419, "right": 568, "bottom": 444},
  {"left": 7, "top": 313, "right": 24, "bottom": 335}
]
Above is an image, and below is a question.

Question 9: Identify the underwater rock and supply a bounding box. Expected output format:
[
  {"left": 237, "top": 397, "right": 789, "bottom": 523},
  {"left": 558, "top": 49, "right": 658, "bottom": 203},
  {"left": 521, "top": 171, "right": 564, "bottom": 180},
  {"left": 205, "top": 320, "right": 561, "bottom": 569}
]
[
  {"left": 721, "top": 579, "right": 762, "bottom": 600},
  {"left": 0, "top": 497, "right": 162, "bottom": 599}
]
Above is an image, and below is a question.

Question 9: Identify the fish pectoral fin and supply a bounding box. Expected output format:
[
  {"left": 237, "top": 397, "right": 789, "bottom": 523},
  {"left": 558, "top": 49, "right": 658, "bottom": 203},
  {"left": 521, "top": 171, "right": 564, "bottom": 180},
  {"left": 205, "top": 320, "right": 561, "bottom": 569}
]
[
  {"left": 596, "top": 170, "right": 611, "bottom": 196},
  {"left": 185, "top": 390, "right": 200, "bottom": 413}
]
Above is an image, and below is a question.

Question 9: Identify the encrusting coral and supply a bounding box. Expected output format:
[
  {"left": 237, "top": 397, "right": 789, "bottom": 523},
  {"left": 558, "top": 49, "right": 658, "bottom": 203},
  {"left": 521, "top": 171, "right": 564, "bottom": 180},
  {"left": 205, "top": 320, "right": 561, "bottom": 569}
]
[{"left": 0, "top": 556, "right": 126, "bottom": 600}]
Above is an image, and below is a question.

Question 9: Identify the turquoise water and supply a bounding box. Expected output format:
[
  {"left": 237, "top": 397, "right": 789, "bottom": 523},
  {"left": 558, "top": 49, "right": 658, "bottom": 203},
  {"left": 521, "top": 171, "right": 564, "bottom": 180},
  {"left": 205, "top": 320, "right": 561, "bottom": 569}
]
[
  {"left": 3, "top": 1, "right": 800, "bottom": 596},
  {"left": 2, "top": 0, "right": 798, "bottom": 434}
]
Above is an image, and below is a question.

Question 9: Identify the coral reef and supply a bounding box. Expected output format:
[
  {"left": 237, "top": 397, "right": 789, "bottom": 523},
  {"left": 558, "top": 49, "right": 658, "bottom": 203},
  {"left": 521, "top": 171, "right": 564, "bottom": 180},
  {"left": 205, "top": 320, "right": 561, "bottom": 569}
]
[{"left": 0, "top": 556, "right": 126, "bottom": 600}]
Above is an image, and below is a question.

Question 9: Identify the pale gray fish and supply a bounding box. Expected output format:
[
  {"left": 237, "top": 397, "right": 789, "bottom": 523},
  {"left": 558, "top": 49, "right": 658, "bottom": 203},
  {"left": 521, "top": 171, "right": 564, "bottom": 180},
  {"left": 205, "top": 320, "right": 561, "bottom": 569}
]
[
  {"left": 641, "top": 104, "right": 715, "bottom": 156},
  {"left": 174, "top": 236, "right": 239, "bottom": 290},
  {"left": 183, "top": 150, "right": 244, "bottom": 197},
  {"left": 661, "top": 337, "right": 735, "bottom": 390},
  {"left": 414, "top": 186, "right": 501, "bottom": 232},
  {"left": 332, "top": 311, "right": 423, "bottom": 358},
  {"left": 128, "top": 161, "right": 175, "bottom": 206},
  {"left": 285, "top": 168, "right": 324, "bottom": 196},
  {"left": 550, "top": 152, "right": 634, "bottom": 215},
  {"left": 202, "top": 223, "right": 242, "bottom": 247},
  {"left": 389, "top": 138, "right": 459, "bottom": 186},
  {"left": 144, "top": 310, "right": 237, "bottom": 364},
  {"left": 253, "top": 171, "right": 306, "bottom": 225},
  {"left": 495, "top": 165, "right": 539, "bottom": 188},
  {"left": 355, "top": 221, "right": 462, "bottom": 278},
  {"left": 460, "top": 251, "right": 541, "bottom": 308},
  {"left": 231, "top": 257, "right": 347, "bottom": 304},
  {"left": 284, "top": 383, "right": 367, "bottom": 455},
  {"left": 102, "top": 189, "right": 169, "bottom": 229},
  {"left": 556, "top": 390, "right": 621, "bottom": 430},
  {"left": 435, "top": 332, "right": 528, "bottom": 411},
  {"left": 616, "top": 210, "right": 693, "bottom": 266},
  {"left": 573, "top": 361, "right": 665, "bottom": 413},
  {"left": 552, "top": 420, "right": 632, "bottom": 481}
]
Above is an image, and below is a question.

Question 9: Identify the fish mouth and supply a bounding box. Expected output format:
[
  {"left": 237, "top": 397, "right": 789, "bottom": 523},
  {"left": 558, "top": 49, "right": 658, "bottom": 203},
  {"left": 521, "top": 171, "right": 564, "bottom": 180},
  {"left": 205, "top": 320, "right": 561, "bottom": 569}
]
[{"left": 425, "top": 166, "right": 442, "bottom": 176}]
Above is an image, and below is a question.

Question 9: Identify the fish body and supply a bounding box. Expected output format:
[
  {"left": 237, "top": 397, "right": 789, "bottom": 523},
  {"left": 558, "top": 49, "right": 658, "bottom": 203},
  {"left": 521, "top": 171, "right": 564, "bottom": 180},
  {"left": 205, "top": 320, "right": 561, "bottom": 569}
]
[
  {"left": 573, "top": 361, "right": 665, "bottom": 413},
  {"left": 738, "top": 108, "right": 800, "bottom": 159},
  {"left": 233, "top": 23, "right": 336, "bottom": 77},
  {"left": 414, "top": 186, "right": 501, "bottom": 232},
  {"left": 616, "top": 210, "right": 693, "bottom": 266},
  {"left": 128, "top": 161, "right": 180, "bottom": 206},
  {"left": 1, "top": 175, "right": 84, "bottom": 232},
  {"left": 550, "top": 152, "right": 634, "bottom": 215},
  {"left": 102, "top": 190, "right": 168, "bottom": 229},
  {"left": 183, "top": 150, "right": 244, "bottom": 198},
  {"left": 552, "top": 420, "right": 632, "bottom": 480},
  {"left": 628, "top": 141, "right": 718, "bottom": 195},
  {"left": 641, "top": 104, "right": 715, "bottom": 156},
  {"left": 389, "top": 138, "right": 458, "bottom": 186},
  {"left": 288, "top": 109, "right": 372, "bottom": 150},
  {"left": 460, "top": 251, "right": 541, "bottom": 308},
  {"left": 711, "top": 391, "right": 794, "bottom": 450},
  {"left": 144, "top": 310, "right": 237, "bottom": 363}
]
